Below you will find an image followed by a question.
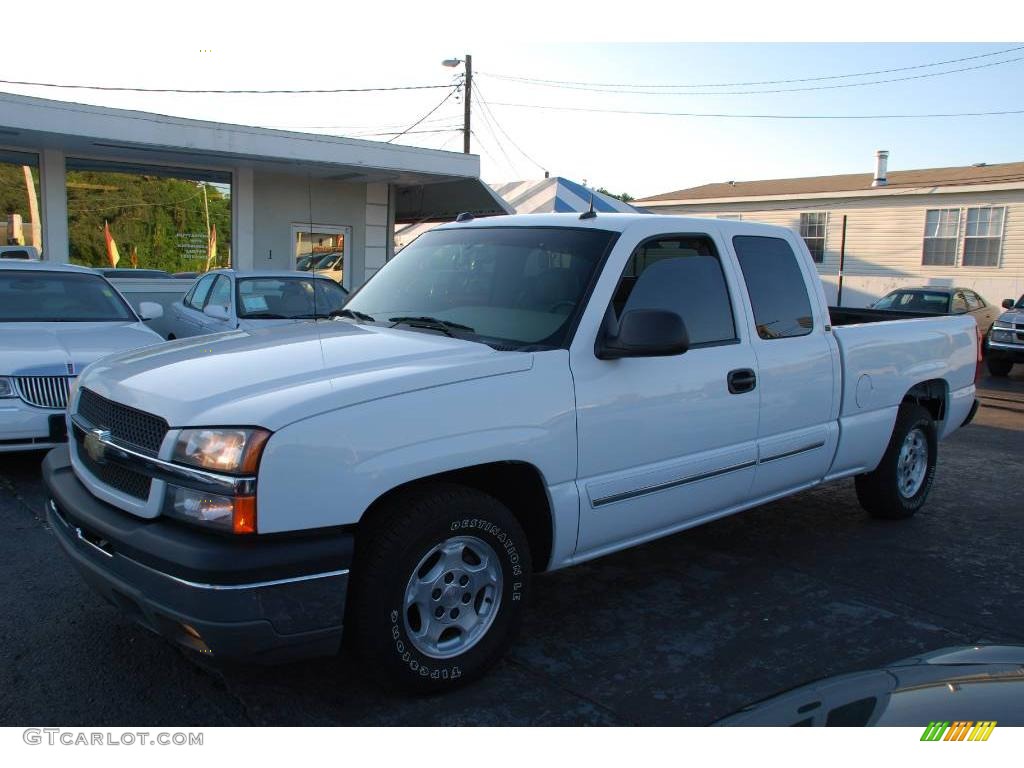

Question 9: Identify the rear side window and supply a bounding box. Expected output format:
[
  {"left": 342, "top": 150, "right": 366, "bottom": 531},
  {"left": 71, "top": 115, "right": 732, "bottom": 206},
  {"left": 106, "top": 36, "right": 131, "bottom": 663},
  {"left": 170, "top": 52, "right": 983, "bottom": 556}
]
[
  {"left": 613, "top": 236, "right": 736, "bottom": 347},
  {"left": 733, "top": 236, "right": 815, "bottom": 340}
]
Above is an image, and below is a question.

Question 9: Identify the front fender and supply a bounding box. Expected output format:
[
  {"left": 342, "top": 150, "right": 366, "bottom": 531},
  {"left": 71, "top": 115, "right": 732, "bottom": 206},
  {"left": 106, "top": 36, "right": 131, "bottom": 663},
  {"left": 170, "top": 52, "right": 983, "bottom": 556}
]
[{"left": 255, "top": 351, "right": 577, "bottom": 534}]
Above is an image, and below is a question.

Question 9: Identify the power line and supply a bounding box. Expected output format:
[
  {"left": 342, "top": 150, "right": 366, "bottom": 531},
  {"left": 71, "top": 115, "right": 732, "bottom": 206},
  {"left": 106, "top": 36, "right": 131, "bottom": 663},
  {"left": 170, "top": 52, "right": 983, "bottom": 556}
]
[
  {"left": 351, "top": 126, "right": 461, "bottom": 138},
  {"left": 0, "top": 78, "right": 452, "bottom": 94},
  {"left": 267, "top": 115, "right": 460, "bottom": 131},
  {"left": 486, "top": 101, "right": 1024, "bottom": 120},
  {"left": 473, "top": 82, "right": 546, "bottom": 174},
  {"left": 479, "top": 55, "right": 1024, "bottom": 96},
  {"left": 479, "top": 45, "right": 1024, "bottom": 89},
  {"left": 388, "top": 87, "right": 460, "bottom": 144},
  {"left": 470, "top": 93, "right": 521, "bottom": 176}
]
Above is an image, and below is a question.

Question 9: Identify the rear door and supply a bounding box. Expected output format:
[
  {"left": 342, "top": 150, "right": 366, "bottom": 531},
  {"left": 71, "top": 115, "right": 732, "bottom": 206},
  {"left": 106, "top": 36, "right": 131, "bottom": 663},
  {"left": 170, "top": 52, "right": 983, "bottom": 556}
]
[
  {"left": 730, "top": 233, "right": 839, "bottom": 499},
  {"left": 571, "top": 227, "right": 760, "bottom": 556}
]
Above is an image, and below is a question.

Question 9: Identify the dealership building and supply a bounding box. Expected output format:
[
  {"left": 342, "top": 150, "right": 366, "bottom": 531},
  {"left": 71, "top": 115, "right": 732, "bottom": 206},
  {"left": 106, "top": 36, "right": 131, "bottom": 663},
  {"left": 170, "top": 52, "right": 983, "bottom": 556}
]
[{"left": 0, "top": 91, "right": 508, "bottom": 289}]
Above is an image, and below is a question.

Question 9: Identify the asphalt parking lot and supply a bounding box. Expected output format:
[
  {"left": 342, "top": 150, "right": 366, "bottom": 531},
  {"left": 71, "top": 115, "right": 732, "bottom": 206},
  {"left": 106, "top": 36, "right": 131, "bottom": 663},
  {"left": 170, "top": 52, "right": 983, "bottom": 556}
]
[{"left": 1, "top": 372, "right": 1022, "bottom": 726}]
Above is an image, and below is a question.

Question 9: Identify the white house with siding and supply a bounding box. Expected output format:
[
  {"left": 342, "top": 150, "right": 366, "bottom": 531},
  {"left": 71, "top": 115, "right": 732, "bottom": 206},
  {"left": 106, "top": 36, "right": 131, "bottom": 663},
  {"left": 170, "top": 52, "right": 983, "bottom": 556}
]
[{"left": 637, "top": 152, "right": 1024, "bottom": 308}]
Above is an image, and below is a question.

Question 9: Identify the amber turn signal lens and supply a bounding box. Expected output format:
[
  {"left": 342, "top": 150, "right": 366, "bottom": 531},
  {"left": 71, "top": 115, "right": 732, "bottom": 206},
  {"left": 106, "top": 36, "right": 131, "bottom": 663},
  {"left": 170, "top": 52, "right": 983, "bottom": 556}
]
[{"left": 232, "top": 495, "right": 257, "bottom": 534}]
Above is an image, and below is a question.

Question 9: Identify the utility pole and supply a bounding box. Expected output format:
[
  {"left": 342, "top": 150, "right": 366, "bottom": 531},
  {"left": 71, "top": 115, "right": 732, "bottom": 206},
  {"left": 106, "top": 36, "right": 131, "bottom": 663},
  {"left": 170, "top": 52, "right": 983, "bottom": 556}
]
[
  {"left": 444, "top": 55, "right": 472, "bottom": 153},
  {"left": 462, "top": 54, "right": 472, "bottom": 154}
]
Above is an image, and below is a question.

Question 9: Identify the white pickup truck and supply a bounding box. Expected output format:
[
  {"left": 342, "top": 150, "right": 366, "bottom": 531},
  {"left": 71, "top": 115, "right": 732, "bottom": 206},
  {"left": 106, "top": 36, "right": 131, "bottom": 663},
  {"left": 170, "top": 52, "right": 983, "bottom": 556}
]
[{"left": 42, "top": 213, "right": 980, "bottom": 692}]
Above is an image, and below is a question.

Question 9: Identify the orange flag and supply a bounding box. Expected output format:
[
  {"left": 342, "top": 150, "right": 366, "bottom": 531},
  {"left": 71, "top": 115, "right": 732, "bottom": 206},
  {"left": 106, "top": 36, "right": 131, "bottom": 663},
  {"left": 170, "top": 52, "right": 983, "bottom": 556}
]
[
  {"left": 205, "top": 224, "right": 217, "bottom": 271},
  {"left": 103, "top": 221, "right": 120, "bottom": 267},
  {"left": 130, "top": 245, "right": 139, "bottom": 269}
]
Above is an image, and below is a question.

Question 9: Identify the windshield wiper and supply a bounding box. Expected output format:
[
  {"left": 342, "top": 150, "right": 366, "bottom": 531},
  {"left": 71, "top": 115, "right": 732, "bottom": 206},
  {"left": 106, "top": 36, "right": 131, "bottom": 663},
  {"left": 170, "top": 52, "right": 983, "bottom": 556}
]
[
  {"left": 388, "top": 316, "right": 475, "bottom": 335},
  {"left": 241, "top": 312, "right": 289, "bottom": 319},
  {"left": 329, "top": 308, "right": 376, "bottom": 322}
]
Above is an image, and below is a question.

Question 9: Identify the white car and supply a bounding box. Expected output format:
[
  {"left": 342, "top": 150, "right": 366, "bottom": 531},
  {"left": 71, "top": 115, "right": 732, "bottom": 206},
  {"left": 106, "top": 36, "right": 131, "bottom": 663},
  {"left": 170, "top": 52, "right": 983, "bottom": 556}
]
[
  {"left": 298, "top": 251, "right": 344, "bottom": 283},
  {"left": 164, "top": 269, "right": 349, "bottom": 339},
  {"left": 43, "top": 214, "right": 979, "bottom": 691},
  {"left": 0, "top": 261, "right": 164, "bottom": 452}
]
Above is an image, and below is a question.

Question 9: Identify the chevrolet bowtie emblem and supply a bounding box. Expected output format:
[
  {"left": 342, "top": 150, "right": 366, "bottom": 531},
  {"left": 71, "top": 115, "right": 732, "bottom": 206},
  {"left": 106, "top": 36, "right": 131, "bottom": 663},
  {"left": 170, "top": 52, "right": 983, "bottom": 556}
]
[{"left": 83, "top": 429, "right": 111, "bottom": 464}]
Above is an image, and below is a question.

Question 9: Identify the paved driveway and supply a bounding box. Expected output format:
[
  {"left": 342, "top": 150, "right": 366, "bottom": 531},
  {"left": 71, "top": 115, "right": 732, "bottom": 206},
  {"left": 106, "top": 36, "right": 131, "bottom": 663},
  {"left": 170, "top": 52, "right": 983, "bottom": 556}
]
[{"left": 1, "top": 374, "right": 1022, "bottom": 725}]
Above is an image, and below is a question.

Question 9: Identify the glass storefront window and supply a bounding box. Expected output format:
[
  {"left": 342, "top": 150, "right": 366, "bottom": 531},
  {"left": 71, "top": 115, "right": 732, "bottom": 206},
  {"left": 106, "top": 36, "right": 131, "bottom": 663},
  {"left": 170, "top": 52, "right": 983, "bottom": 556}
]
[
  {"left": 66, "top": 159, "right": 231, "bottom": 274},
  {"left": 0, "top": 149, "right": 43, "bottom": 256},
  {"left": 293, "top": 225, "right": 349, "bottom": 285}
]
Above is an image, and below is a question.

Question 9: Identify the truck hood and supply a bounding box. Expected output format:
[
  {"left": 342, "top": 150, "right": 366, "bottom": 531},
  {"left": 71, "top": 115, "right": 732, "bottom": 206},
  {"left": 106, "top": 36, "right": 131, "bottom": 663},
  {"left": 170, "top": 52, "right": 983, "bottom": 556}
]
[
  {"left": 79, "top": 320, "right": 533, "bottom": 430},
  {"left": 1, "top": 321, "right": 162, "bottom": 376}
]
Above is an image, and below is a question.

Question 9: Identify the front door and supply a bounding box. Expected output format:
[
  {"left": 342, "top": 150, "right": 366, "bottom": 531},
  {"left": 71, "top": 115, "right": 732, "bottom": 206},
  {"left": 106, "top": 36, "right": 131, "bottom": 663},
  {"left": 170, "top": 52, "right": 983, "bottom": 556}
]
[{"left": 571, "top": 231, "right": 760, "bottom": 557}]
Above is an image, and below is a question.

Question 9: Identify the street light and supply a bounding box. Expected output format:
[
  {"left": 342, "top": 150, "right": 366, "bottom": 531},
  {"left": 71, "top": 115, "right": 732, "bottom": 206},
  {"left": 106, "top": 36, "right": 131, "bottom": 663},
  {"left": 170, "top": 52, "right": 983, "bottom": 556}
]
[{"left": 442, "top": 54, "right": 472, "bottom": 154}]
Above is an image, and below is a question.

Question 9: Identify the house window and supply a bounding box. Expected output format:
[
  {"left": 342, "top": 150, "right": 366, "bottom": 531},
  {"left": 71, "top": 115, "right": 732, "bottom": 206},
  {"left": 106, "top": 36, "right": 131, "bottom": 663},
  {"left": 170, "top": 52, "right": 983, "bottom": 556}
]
[
  {"left": 922, "top": 208, "right": 960, "bottom": 266},
  {"left": 799, "top": 212, "right": 828, "bottom": 263},
  {"left": 963, "top": 206, "right": 1005, "bottom": 267}
]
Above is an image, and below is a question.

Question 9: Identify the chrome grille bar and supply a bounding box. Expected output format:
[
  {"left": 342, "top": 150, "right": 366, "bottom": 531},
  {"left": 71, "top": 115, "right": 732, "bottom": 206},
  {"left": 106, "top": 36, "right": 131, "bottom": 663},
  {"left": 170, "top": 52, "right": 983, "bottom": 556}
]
[{"left": 13, "top": 376, "right": 72, "bottom": 410}]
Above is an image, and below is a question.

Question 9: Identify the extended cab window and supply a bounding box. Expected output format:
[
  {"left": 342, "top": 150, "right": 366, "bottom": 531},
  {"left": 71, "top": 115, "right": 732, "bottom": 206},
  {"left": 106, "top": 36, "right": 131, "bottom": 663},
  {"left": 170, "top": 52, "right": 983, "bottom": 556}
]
[
  {"left": 612, "top": 236, "right": 736, "bottom": 346},
  {"left": 733, "top": 235, "right": 814, "bottom": 340}
]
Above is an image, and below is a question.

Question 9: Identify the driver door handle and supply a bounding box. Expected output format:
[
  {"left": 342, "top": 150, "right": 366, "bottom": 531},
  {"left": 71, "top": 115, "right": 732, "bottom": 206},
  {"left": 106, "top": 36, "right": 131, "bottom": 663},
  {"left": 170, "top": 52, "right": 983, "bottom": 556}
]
[{"left": 727, "top": 368, "right": 757, "bottom": 394}]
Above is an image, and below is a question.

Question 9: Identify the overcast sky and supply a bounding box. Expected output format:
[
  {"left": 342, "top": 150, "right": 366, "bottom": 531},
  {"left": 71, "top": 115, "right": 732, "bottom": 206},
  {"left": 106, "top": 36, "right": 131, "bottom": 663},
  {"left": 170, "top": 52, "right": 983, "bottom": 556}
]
[{"left": 3, "top": 38, "right": 1022, "bottom": 198}]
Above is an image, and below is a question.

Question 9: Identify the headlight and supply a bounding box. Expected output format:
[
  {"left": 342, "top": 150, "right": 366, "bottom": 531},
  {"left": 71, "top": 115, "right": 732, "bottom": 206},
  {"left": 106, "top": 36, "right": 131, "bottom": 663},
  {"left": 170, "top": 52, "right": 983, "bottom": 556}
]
[
  {"left": 0, "top": 377, "right": 15, "bottom": 398},
  {"left": 172, "top": 428, "right": 270, "bottom": 474},
  {"left": 994, "top": 320, "right": 1012, "bottom": 329},
  {"left": 163, "top": 486, "right": 256, "bottom": 534}
]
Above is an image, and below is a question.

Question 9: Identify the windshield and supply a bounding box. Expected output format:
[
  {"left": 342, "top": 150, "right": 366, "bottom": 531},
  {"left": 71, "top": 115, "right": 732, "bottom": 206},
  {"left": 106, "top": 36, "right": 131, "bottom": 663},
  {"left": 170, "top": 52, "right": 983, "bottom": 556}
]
[
  {"left": 312, "top": 252, "right": 343, "bottom": 269},
  {"left": 1015, "top": 295, "right": 1024, "bottom": 309},
  {"left": 0, "top": 270, "right": 137, "bottom": 322},
  {"left": 873, "top": 290, "right": 950, "bottom": 312},
  {"left": 344, "top": 226, "right": 617, "bottom": 348},
  {"left": 236, "top": 276, "right": 348, "bottom": 319}
]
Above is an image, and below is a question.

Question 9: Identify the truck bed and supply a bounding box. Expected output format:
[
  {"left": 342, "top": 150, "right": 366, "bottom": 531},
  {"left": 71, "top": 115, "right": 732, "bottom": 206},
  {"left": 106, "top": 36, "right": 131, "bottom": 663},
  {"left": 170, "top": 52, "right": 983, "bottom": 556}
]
[{"left": 829, "top": 306, "right": 942, "bottom": 326}]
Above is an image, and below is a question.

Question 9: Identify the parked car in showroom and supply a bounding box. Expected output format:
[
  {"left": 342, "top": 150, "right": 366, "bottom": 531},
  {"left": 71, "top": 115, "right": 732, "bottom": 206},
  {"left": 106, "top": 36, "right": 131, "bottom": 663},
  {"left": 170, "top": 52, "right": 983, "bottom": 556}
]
[
  {"left": 164, "top": 269, "right": 349, "bottom": 339},
  {"left": 986, "top": 294, "right": 1024, "bottom": 376},
  {"left": 0, "top": 245, "right": 40, "bottom": 260},
  {"left": 0, "top": 261, "right": 163, "bottom": 452},
  {"left": 871, "top": 286, "right": 1001, "bottom": 342},
  {"left": 43, "top": 214, "right": 979, "bottom": 692},
  {"left": 297, "top": 250, "right": 345, "bottom": 283}
]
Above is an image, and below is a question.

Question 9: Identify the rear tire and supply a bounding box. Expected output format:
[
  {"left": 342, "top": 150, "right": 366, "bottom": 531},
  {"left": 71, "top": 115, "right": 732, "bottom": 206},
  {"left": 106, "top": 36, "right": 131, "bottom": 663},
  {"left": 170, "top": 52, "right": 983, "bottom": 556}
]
[
  {"left": 987, "top": 356, "right": 1013, "bottom": 377},
  {"left": 348, "top": 483, "right": 531, "bottom": 693},
  {"left": 855, "top": 403, "right": 937, "bottom": 520}
]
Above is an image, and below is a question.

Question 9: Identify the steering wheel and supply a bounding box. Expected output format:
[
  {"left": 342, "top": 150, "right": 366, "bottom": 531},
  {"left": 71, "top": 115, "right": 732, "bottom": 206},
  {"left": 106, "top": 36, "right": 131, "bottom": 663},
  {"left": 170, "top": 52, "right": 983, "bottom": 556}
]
[{"left": 549, "top": 300, "right": 576, "bottom": 315}]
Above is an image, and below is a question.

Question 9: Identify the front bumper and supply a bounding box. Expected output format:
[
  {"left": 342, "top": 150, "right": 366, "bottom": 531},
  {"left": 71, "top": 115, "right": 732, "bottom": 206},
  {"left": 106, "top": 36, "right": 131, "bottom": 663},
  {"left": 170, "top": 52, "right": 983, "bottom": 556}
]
[
  {"left": 0, "top": 400, "right": 67, "bottom": 452},
  {"left": 987, "top": 340, "right": 1024, "bottom": 363},
  {"left": 43, "top": 446, "right": 353, "bottom": 663}
]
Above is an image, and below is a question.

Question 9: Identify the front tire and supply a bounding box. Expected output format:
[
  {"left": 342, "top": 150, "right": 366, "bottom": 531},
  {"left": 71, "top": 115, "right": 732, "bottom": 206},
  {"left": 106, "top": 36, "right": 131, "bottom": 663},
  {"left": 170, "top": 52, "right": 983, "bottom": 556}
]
[
  {"left": 348, "top": 483, "right": 531, "bottom": 692},
  {"left": 855, "top": 403, "right": 937, "bottom": 520},
  {"left": 987, "top": 355, "right": 1013, "bottom": 377}
]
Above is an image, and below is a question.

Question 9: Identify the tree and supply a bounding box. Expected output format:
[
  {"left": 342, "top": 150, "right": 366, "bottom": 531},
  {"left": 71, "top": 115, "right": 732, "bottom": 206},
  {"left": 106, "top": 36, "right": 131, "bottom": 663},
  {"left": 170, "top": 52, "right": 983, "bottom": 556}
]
[{"left": 595, "top": 186, "right": 634, "bottom": 204}]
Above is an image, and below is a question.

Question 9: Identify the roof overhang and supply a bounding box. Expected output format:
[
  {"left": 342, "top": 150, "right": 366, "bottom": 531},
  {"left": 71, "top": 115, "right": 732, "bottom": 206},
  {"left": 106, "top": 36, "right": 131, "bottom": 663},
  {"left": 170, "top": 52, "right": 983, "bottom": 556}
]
[
  {"left": 0, "top": 91, "right": 480, "bottom": 186},
  {"left": 395, "top": 178, "right": 513, "bottom": 224}
]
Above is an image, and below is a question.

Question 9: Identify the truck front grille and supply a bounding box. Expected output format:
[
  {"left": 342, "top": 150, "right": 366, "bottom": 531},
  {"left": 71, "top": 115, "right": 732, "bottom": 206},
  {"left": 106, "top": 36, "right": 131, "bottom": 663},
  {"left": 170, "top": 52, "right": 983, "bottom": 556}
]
[
  {"left": 72, "top": 424, "right": 153, "bottom": 500},
  {"left": 14, "top": 376, "right": 72, "bottom": 410},
  {"left": 77, "top": 388, "right": 168, "bottom": 455}
]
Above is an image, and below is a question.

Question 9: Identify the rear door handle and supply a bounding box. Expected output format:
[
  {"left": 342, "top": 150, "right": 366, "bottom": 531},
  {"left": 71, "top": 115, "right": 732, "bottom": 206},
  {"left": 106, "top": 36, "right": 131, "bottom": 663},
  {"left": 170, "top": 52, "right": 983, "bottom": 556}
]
[{"left": 727, "top": 368, "right": 757, "bottom": 394}]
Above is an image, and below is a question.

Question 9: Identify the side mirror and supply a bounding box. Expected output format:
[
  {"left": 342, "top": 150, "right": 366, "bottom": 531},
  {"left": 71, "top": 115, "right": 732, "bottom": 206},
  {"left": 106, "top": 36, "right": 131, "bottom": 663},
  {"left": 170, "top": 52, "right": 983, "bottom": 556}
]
[
  {"left": 204, "top": 304, "right": 230, "bottom": 321},
  {"left": 596, "top": 309, "right": 690, "bottom": 360},
  {"left": 138, "top": 301, "right": 163, "bottom": 321},
  {"left": 1003, "top": 298, "right": 1015, "bottom": 309}
]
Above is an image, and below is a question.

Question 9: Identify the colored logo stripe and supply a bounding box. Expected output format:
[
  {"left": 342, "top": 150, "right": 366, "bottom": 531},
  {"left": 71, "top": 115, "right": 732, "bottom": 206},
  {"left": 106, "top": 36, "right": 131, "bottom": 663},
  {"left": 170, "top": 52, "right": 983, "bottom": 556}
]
[{"left": 920, "top": 721, "right": 996, "bottom": 741}]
